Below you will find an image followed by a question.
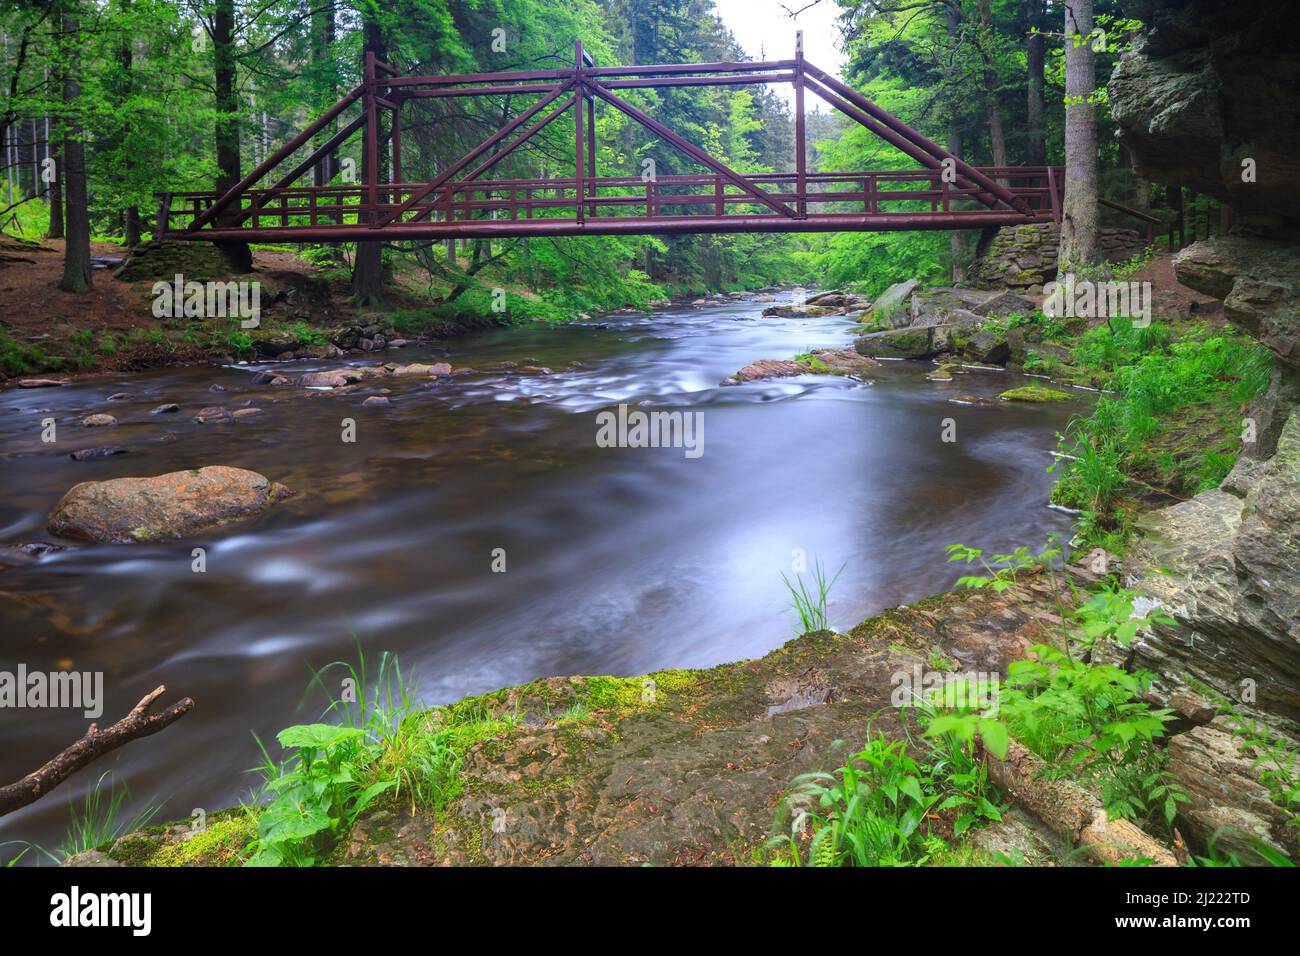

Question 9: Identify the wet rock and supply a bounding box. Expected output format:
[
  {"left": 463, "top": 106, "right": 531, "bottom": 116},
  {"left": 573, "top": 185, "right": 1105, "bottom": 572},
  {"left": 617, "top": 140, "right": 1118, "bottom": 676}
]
[
  {"left": 209, "top": 383, "right": 227, "bottom": 392},
  {"left": 752, "top": 293, "right": 776, "bottom": 303},
  {"left": 854, "top": 325, "right": 948, "bottom": 359},
  {"left": 388, "top": 338, "right": 409, "bottom": 348},
  {"left": 16, "top": 378, "right": 66, "bottom": 388},
  {"left": 253, "top": 370, "right": 295, "bottom": 386},
  {"left": 362, "top": 395, "right": 390, "bottom": 406},
  {"left": 47, "top": 465, "right": 294, "bottom": 543},
  {"left": 81, "top": 414, "right": 117, "bottom": 427},
  {"left": 193, "top": 405, "right": 229, "bottom": 423},
  {"left": 388, "top": 362, "right": 451, "bottom": 378},
  {"left": 230, "top": 407, "right": 263, "bottom": 420},
  {"left": 107, "top": 392, "right": 130, "bottom": 401},
  {"left": 725, "top": 348, "right": 877, "bottom": 384},
  {"left": 299, "top": 371, "right": 355, "bottom": 388},
  {"left": 150, "top": 403, "right": 180, "bottom": 415},
  {"left": 70, "top": 446, "right": 128, "bottom": 460}
]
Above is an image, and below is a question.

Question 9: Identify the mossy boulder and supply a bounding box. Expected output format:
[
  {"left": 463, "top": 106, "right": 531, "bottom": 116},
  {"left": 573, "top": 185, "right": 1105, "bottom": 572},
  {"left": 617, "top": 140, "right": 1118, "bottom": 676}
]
[
  {"left": 998, "top": 385, "right": 1073, "bottom": 403},
  {"left": 48, "top": 466, "right": 294, "bottom": 543}
]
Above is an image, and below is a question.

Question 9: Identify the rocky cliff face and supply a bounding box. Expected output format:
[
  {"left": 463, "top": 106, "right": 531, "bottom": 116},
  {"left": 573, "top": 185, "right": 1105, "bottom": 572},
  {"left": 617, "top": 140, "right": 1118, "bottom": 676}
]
[
  {"left": 1110, "top": 0, "right": 1300, "bottom": 232},
  {"left": 1110, "top": 0, "right": 1300, "bottom": 860}
]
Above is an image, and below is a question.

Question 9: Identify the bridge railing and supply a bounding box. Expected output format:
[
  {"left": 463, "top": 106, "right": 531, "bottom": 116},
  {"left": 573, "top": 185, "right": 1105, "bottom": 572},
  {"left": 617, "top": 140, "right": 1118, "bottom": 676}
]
[{"left": 155, "top": 166, "right": 1062, "bottom": 238}]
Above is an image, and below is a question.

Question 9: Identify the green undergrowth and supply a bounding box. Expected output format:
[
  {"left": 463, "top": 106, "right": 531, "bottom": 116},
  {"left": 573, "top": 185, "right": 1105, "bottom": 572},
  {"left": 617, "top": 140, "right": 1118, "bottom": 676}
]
[
  {"left": 1048, "top": 318, "right": 1273, "bottom": 549},
  {"left": 769, "top": 543, "right": 1196, "bottom": 867}
]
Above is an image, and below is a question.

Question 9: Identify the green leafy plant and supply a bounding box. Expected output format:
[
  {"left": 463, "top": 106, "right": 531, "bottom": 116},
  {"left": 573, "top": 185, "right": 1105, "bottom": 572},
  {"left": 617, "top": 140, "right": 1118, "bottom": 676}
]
[
  {"left": 946, "top": 540, "right": 1060, "bottom": 592},
  {"left": 780, "top": 558, "right": 845, "bottom": 633}
]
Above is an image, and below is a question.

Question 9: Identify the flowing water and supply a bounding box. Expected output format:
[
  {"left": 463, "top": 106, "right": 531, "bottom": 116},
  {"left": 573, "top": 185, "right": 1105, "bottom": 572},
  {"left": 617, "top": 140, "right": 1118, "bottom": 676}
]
[{"left": 0, "top": 293, "right": 1085, "bottom": 855}]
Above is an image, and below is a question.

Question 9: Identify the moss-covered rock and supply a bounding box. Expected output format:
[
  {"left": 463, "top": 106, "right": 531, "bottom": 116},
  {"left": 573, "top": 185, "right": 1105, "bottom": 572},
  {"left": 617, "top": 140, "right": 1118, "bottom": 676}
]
[{"left": 998, "top": 385, "right": 1074, "bottom": 403}]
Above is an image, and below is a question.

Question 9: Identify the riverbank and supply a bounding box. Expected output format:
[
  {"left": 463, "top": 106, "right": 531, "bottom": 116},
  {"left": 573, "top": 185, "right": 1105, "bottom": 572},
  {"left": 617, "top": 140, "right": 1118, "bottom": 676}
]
[{"left": 10, "top": 265, "right": 1296, "bottom": 868}]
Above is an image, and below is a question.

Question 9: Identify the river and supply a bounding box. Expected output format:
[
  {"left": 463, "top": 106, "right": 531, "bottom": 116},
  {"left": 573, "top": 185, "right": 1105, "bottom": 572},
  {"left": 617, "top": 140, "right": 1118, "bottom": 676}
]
[{"left": 0, "top": 291, "right": 1083, "bottom": 856}]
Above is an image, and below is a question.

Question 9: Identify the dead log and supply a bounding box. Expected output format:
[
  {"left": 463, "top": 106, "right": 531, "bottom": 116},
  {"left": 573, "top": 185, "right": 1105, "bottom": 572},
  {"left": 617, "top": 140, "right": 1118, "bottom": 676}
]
[
  {"left": 0, "top": 686, "right": 193, "bottom": 817},
  {"left": 979, "top": 738, "right": 1178, "bottom": 866}
]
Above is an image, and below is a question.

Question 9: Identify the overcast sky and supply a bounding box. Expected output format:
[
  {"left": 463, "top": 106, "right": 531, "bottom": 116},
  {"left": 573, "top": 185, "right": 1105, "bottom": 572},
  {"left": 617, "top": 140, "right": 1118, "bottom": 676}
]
[{"left": 711, "top": 0, "right": 847, "bottom": 106}]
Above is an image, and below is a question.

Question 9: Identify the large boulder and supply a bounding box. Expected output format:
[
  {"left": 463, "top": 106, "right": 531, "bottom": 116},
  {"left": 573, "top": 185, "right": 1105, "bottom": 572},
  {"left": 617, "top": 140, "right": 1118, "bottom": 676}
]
[
  {"left": 864, "top": 279, "right": 921, "bottom": 326},
  {"left": 854, "top": 325, "right": 954, "bottom": 359},
  {"left": 48, "top": 466, "right": 294, "bottom": 543}
]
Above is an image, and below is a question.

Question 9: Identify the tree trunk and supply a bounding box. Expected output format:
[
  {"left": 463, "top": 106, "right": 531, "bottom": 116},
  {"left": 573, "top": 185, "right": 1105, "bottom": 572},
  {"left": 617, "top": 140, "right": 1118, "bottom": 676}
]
[
  {"left": 47, "top": 146, "right": 63, "bottom": 237},
  {"left": 58, "top": 2, "right": 91, "bottom": 293},
  {"left": 312, "top": 1, "right": 338, "bottom": 187},
  {"left": 977, "top": 0, "right": 1007, "bottom": 170},
  {"left": 1025, "top": 8, "right": 1047, "bottom": 166},
  {"left": 118, "top": 0, "right": 141, "bottom": 247},
  {"left": 351, "top": 16, "right": 386, "bottom": 305},
  {"left": 212, "top": 0, "right": 251, "bottom": 272},
  {"left": 1059, "top": 0, "right": 1100, "bottom": 273},
  {"left": 947, "top": 3, "right": 965, "bottom": 282}
]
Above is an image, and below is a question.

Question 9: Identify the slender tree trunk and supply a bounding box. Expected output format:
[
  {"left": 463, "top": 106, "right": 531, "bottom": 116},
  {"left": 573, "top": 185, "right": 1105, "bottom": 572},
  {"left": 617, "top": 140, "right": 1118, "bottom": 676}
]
[
  {"left": 946, "top": 2, "right": 965, "bottom": 281},
  {"left": 1059, "top": 0, "right": 1100, "bottom": 273},
  {"left": 58, "top": 2, "right": 91, "bottom": 292},
  {"left": 118, "top": 0, "right": 141, "bottom": 246},
  {"left": 212, "top": 0, "right": 251, "bottom": 271},
  {"left": 1025, "top": 7, "right": 1047, "bottom": 167},
  {"left": 977, "top": 0, "right": 1007, "bottom": 170},
  {"left": 351, "top": 15, "right": 386, "bottom": 305},
  {"left": 47, "top": 146, "right": 63, "bottom": 237},
  {"left": 312, "top": 2, "right": 338, "bottom": 187}
]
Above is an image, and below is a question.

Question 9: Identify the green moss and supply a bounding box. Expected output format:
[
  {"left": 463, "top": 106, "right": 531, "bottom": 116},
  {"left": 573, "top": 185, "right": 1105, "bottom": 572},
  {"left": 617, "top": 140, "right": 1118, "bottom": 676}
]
[{"left": 998, "top": 385, "right": 1073, "bottom": 403}]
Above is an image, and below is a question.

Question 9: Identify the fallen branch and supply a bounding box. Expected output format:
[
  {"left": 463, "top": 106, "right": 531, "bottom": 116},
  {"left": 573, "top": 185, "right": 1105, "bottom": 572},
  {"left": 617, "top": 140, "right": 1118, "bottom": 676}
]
[
  {"left": 979, "top": 738, "right": 1178, "bottom": 866},
  {"left": 0, "top": 686, "right": 193, "bottom": 817}
]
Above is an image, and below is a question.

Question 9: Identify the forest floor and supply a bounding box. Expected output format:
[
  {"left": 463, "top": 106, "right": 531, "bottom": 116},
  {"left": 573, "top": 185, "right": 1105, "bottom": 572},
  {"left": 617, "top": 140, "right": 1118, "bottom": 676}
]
[{"left": 0, "top": 235, "right": 515, "bottom": 385}]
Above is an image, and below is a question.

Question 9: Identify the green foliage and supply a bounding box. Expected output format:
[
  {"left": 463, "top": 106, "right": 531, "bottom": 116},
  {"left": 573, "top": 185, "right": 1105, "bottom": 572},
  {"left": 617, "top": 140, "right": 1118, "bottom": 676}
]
[
  {"left": 52, "top": 770, "right": 159, "bottom": 863},
  {"left": 1051, "top": 322, "right": 1273, "bottom": 521},
  {"left": 946, "top": 539, "right": 1060, "bottom": 592},
  {"left": 289, "top": 322, "right": 328, "bottom": 347}
]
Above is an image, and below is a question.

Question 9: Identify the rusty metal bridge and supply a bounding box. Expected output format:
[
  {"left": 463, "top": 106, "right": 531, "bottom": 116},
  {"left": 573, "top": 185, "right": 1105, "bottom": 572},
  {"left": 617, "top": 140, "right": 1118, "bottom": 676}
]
[{"left": 157, "top": 35, "right": 1144, "bottom": 245}]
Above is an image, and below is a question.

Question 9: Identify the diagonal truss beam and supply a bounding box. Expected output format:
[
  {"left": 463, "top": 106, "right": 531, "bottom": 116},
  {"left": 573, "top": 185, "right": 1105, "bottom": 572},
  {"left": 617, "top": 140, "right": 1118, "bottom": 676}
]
[
  {"left": 189, "top": 85, "right": 364, "bottom": 231},
  {"left": 379, "top": 80, "right": 576, "bottom": 227},
  {"left": 803, "top": 62, "right": 1032, "bottom": 216},
  {"left": 397, "top": 94, "right": 578, "bottom": 226},
  {"left": 586, "top": 80, "right": 798, "bottom": 219}
]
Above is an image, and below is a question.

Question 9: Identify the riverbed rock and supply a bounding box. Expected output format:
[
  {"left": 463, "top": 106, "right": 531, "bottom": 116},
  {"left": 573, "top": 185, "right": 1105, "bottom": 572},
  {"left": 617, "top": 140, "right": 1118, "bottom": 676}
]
[
  {"left": 866, "top": 278, "right": 921, "bottom": 325},
  {"left": 81, "top": 414, "right": 117, "bottom": 427},
  {"left": 998, "top": 385, "right": 1072, "bottom": 403},
  {"left": 388, "top": 362, "right": 452, "bottom": 378},
  {"left": 299, "top": 370, "right": 355, "bottom": 388},
  {"left": 150, "top": 403, "right": 180, "bottom": 415},
  {"left": 70, "top": 446, "right": 128, "bottom": 460},
  {"left": 230, "top": 407, "right": 263, "bottom": 420},
  {"left": 16, "top": 378, "right": 66, "bottom": 388},
  {"left": 193, "top": 405, "right": 229, "bottom": 423},
  {"left": 854, "top": 325, "right": 949, "bottom": 359},
  {"left": 47, "top": 466, "right": 294, "bottom": 543},
  {"left": 362, "top": 395, "right": 390, "bottom": 406}
]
